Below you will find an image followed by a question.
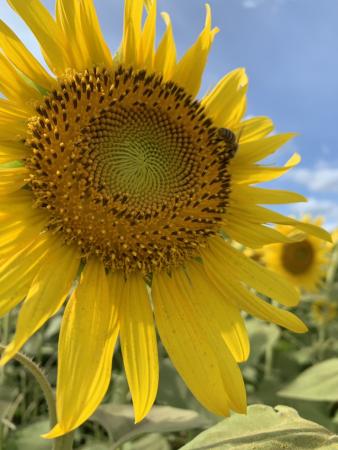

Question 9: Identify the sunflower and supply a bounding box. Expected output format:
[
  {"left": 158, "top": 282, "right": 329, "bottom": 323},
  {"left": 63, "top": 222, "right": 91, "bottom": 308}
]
[
  {"left": 0, "top": 0, "right": 330, "bottom": 439},
  {"left": 263, "top": 218, "right": 330, "bottom": 292},
  {"left": 311, "top": 299, "right": 337, "bottom": 325}
]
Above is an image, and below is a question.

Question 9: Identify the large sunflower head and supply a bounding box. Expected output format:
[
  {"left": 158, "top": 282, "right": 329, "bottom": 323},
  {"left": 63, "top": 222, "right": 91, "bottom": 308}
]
[
  {"left": 263, "top": 217, "right": 331, "bottom": 292},
  {"left": 0, "top": 0, "right": 331, "bottom": 439}
]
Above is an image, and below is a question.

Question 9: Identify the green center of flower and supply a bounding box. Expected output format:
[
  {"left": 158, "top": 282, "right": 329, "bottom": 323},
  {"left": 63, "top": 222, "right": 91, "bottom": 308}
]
[
  {"left": 26, "top": 66, "right": 237, "bottom": 273},
  {"left": 80, "top": 104, "right": 197, "bottom": 210},
  {"left": 281, "top": 240, "right": 314, "bottom": 275}
]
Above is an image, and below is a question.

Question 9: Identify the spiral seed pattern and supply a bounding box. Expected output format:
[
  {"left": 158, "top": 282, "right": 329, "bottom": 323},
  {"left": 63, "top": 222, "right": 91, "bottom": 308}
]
[{"left": 26, "top": 66, "right": 237, "bottom": 273}]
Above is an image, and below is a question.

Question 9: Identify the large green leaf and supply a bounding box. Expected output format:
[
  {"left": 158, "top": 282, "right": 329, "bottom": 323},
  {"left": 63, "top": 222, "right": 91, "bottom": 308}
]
[
  {"left": 121, "top": 433, "right": 170, "bottom": 450},
  {"left": 91, "top": 404, "right": 209, "bottom": 449},
  {"left": 278, "top": 358, "right": 338, "bottom": 401},
  {"left": 180, "top": 405, "right": 338, "bottom": 449}
]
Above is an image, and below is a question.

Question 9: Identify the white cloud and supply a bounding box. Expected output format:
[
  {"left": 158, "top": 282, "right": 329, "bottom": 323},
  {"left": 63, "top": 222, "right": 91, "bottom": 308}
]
[
  {"left": 286, "top": 165, "right": 338, "bottom": 193},
  {"left": 290, "top": 198, "right": 338, "bottom": 231},
  {"left": 241, "top": 0, "right": 293, "bottom": 9},
  {"left": 242, "top": 0, "right": 265, "bottom": 8}
]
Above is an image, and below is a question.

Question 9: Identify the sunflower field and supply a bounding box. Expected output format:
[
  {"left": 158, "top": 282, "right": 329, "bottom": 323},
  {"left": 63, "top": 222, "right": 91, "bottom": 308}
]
[{"left": 0, "top": 0, "right": 337, "bottom": 449}]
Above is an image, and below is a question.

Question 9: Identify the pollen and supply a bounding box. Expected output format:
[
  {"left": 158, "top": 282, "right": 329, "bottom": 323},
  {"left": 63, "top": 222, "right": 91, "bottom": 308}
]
[{"left": 26, "top": 66, "right": 237, "bottom": 273}]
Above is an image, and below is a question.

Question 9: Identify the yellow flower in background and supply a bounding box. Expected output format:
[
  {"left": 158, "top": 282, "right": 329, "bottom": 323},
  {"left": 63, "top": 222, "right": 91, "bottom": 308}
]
[
  {"left": 263, "top": 218, "right": 331, "bottom": 292},
  {"left": 331, "top": 228, "right": 338, "bottom": 245},
  {"left": 0, "top": 0, "right": 331, "bottom": 438},
  {"left": 311, "top": 299, "right": 337, "bottom": 325}
]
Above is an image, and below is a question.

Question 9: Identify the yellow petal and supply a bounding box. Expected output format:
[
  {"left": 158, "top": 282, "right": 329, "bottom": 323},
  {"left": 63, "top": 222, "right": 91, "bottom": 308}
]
[
  {"left": 44, "top": 261, "right": 120, "bottom": 439},
  {"left": 56, "top": 0, "right": 87, "bottom": 70},
  {"left": 123, "top": 19, "right": 138, "bottom": 68},
  {"left": 0, "top": 240, "right": 80, "bottom": 365},
  {"left": 224, "top": 203, "right": 307, "bottom": 247},
  {"left": 0, "top": 122, "right": 26, "bottom": 140},
  {"left": 0, "top": 53, "right": 41, "bottom": 104},
  {"left": 0, "top": 213, "right": 45, "bottom": 261},
  {"left": 58, "top": 0, "right": 112, "bottom": 70},
  {"left": 0, "top": 99, "right": 29, "bottom": 120},
  {"left": 144, "top": 0, "right": 154, "bottom": 11},
  {"left": 231, "top": 185, "right": 306, "bottom": 205},
  {"left": 224, "top": 220, "right": 304, "bottom": 248},
  {"left": 154, "top": 13, "right": 176, "bottom": 80},
  {"left": 0, "top": 114, "right": 26, "bottom": 134},
  {"left": 0, "top": 167, "right": 28, "bottom": 194},
  {"left": 233, "top": 133, "right": 296, "bottom": 165},
  {"left": 0, "top": 140, "right": 28, "bottom": 164},
  {"left": 246, "top": 205, "right": 332, "bottom": 242},
  {"left": 120, "top": 274, "right": 158, "bottom": 422},
  {"left": 232, "top": 153, "right": 301, "bottom": 184},
  {"left": 202, "top": 68, "right": 248, "bottom": 128},
  {"left": 187, "top": 261, "right": 250, "bottom": 362},
  {"left": 121, "top": 0, "right": 143, "bottom": 67},
  {"left": 201, "top": 237, "right": 300, "bottom": 307},
  {"left": 8, "top": 0, "right": 70, "bottom": 75},
  {"left": 0, "top": 190, "right": 37, "bottom": 220},
  {"left": 232, "top": 116, "right": 274, "bottom": 143},
  {"left": 77, "top": 0, "right": 113, "bottom": 68},
  {"left": 0, "top": 234, "right": 50, "bottom": 318},
  {"left": 173, "top": 5, "right": 219, "bottom": 97},
  {"left": 140, "top": 0, "right": 157, "bottom": 71},
  {"left": 152, "top": 268, "right": 246, "bottom": 415},
  {"left": 205, "top": 270, "right": 307, "bottom": 333},
  {"left": 0, "top": 20, "right": 55, "bottom": 91}
]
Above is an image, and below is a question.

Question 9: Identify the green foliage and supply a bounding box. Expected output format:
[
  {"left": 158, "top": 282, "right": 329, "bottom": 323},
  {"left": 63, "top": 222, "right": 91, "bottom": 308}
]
[
  {"left": 91, "top": 404, "right": 210, "bottom": 449},
  {"left": 180, "top": 405, "right": 338, "bottom": 449},
  {"left": 5, "top": 420, "right": 50, "bottom": 450},
  {"left": 279, "top": 358, "right": 338, "bottom": 401}
]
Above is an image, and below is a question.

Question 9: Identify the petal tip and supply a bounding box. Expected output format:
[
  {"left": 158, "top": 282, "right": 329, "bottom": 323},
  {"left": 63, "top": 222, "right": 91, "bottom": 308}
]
[{"left": 41, "top": 424, "right": 65, "bottom": 440}]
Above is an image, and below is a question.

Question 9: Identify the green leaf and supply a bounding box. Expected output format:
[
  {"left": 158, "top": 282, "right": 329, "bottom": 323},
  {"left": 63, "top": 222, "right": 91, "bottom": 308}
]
[
  {"left": 180, "top": 404, "right": 338, "bottom": 449},
  {"left": 278, "top": 358, "right": 338, "bottom": 401},
  {"left": 122, "top": 433, "right": 170, "bottom": 450},
  {"left": 91, "top": 404, "right": 210, "bottom": 449},
  {"left": 6, "top": 420, "right": 50, "bottom": 450}
]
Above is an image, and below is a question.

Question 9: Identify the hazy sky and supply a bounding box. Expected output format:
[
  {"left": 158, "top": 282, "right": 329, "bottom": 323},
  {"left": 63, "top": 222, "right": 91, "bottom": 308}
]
[{"left": 1, "top": 0, "right": 337, "bottom": 227}]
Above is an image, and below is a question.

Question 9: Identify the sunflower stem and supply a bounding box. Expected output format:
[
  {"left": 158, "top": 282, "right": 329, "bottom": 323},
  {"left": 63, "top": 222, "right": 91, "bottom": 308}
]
[
  {"left": 0, "top": 344, "right": 57, "bottom": 425},
  {"left": 0, "top": 345, "right": 74, "bottom": 450},
  {"left": 54, "top": 431, "right": 75, "bottom": 450}
]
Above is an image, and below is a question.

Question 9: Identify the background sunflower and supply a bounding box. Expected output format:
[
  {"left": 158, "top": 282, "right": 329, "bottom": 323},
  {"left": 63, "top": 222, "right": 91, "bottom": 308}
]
[{"left": 263, "top": 218, "right": 331, "bottom": 292}]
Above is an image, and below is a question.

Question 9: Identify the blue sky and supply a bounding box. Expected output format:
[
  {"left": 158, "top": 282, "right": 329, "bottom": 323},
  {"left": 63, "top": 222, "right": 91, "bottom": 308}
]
[{"left": 1, "top": 0, "right": 337, "bottom": 227}]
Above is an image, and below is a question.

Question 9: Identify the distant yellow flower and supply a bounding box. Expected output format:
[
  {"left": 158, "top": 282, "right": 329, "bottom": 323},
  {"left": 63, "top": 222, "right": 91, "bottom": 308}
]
[
  {"left": 0, "top": 0, "right": 330, "bottom": 438},
  {"left": 311, "top": 299, "right": 337, "bottom": 325},
  {"left": 263, "top": 218, "right": 330, "bottom": 292},
  {"left": 331, "top": 228, "right": 338, "bottom": 245}
]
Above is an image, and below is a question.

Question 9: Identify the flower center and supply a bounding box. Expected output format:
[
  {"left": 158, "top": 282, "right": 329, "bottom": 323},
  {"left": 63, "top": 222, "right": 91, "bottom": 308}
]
[
  {"left": 281, "top": 240, "right": 314, "bottom": 275},
  {"left": 26, "top": 66, "right": 237, "bottom": 273}
]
